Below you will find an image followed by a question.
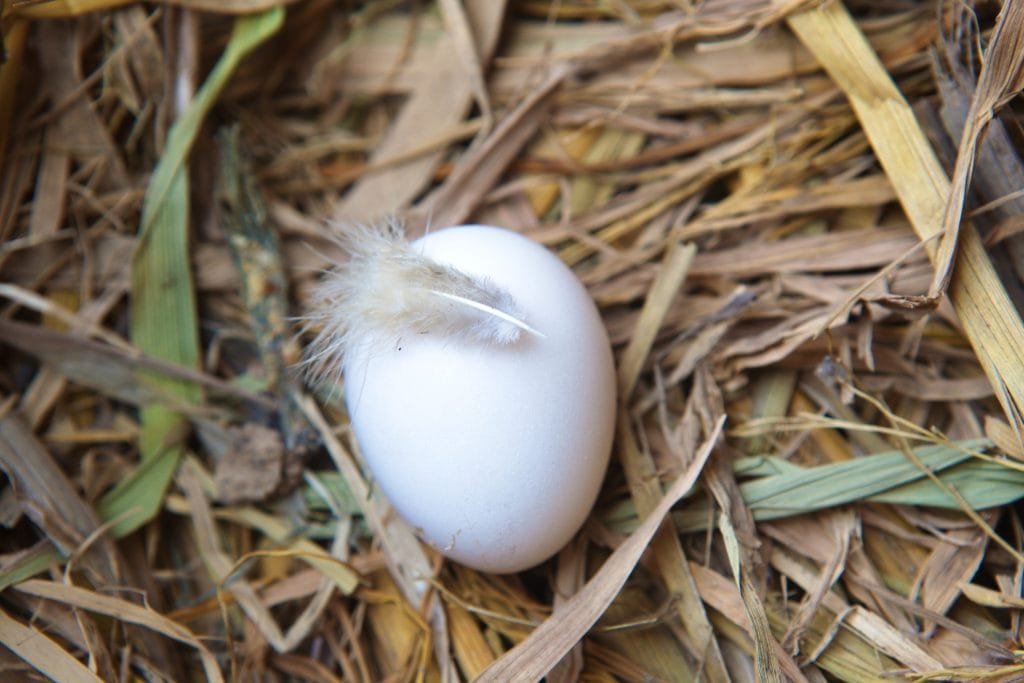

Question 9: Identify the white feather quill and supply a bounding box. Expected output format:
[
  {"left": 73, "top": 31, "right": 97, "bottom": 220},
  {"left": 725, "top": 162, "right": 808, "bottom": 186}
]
[{"left": 303, "top": 222, "right": 541, "bottom": 386}]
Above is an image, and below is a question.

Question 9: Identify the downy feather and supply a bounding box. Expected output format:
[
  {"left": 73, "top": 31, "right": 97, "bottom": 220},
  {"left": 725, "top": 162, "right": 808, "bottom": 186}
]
[{"left": 304, "top": 222, "right": 540, "bottom": 387}]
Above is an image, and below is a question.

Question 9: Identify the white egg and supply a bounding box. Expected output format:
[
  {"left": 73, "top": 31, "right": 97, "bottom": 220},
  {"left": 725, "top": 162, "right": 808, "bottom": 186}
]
[{"left": 343, "top": 225, "right": 616, "bottom": 573}]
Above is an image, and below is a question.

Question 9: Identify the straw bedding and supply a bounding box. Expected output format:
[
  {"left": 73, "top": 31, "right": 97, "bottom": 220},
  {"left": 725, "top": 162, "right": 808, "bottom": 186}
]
[{"left": 1, "top": 1, "right": 1024, "bottom": 680}]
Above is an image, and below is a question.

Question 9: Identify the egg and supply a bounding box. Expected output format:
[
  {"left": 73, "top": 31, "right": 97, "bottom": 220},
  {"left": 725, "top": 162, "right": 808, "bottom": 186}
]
[{"left": 342, "top": 225, "right": 616, "bottom": 573}]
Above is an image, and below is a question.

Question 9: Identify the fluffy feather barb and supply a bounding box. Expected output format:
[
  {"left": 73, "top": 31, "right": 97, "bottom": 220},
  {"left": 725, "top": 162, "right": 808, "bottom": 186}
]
[{"left": 304, "top": 222, "right": 539, "bottom": 386}]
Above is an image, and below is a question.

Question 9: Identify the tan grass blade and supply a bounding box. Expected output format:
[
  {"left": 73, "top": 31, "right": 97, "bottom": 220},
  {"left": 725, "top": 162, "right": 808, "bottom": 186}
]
[
  {"left": 476, "top": 417, "right": 722, "bottom": 682},
  {"left": 916, "top": 527, "right": 988, "bottom": 635},
  {"left": 416, "top": 63, "right": 571, "bottom": 233},
  {"left": 299, "top": 394, "right": 459, "bottom": 682},
  {"left": 691, "top": 559, "right": 904, "bottom": 681},
  {"left": 0, "top": 411, "right": 121, "bottom": 585},
  {"left": 929, "top": 1, "right": 1024, "bottom": 297},
  {"left": 16, "top": 578, "right": 224, "bottom": 683},
  {"left": 567, "top": 128, "right": 647, "bottom": 215},
  {"left": 616, "top": 412, "right": 731, "bottom": 682},
  {"left": 718, "top": 511, "right": 788, "bottom": 682},
  {"left": 175, "top": 462, "right": 354, "bottom": 654},
  {"left": 438, "top": 0, "right": 493, "bottom": 126},
  {"left": 177, "top": 465, "right": 288, "bottom": 650},
  {"left": 337, "top": 0, "right": 506, "bottom": 223},
  {"left": 613, "top": 239, "right": 731, "bottom": 681},
  {"left": 960, "top": 581, "right": 1024, "bottom": 610},
  {"left": 33, "top": 20, "right": 127, "bottom": 191},
  {"left": 785, "top": 0, "right": 1024, "bottom": 443},
  {"left": 162, "top": 493, "right": 359, "bottom": 594},
  {"left": 447, "top": 599, "right": 496, "bottom": 678},
  {"left": 617, "top": 240, "right": 696, "bottom": 398},
  {"left": 769, "top": 546, "right": 945, "bottom": 673},
  {"left": 0, "top": 606, "right": 102, "bottom": 683}
]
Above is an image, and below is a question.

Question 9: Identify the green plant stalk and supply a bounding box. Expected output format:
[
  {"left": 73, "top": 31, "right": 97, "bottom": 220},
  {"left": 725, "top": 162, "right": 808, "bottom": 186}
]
[{"left": 99, "top": 8, "right": 284, "bottom": 537}]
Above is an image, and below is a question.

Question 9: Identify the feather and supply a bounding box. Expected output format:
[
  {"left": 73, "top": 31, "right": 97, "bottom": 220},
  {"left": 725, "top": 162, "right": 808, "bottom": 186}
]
[{"left": 303, "top": 221, "right": 540, "bottom": 387}]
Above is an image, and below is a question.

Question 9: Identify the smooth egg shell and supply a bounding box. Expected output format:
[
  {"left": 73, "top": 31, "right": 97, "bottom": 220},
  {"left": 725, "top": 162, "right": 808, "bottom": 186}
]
[{"left": 344, "top": 225, "right": 616, "bottom": 573}]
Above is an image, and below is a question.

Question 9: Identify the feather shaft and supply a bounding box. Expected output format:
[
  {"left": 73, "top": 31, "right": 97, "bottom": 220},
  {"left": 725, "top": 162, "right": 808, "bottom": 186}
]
[{"left": 427, "top": 289, "right": 545, "bottom": 339}]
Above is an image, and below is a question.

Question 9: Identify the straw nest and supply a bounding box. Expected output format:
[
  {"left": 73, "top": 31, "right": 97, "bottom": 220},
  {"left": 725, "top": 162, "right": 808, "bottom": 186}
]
[{"left": 2, "top": 1, "right": 1024, "bottom": 681}]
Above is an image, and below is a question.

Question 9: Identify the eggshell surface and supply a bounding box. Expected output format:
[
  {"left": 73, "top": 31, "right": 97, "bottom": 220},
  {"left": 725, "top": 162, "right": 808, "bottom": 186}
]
[{"left": 344, "top": 225, "right": 616, "bottom": 573}]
